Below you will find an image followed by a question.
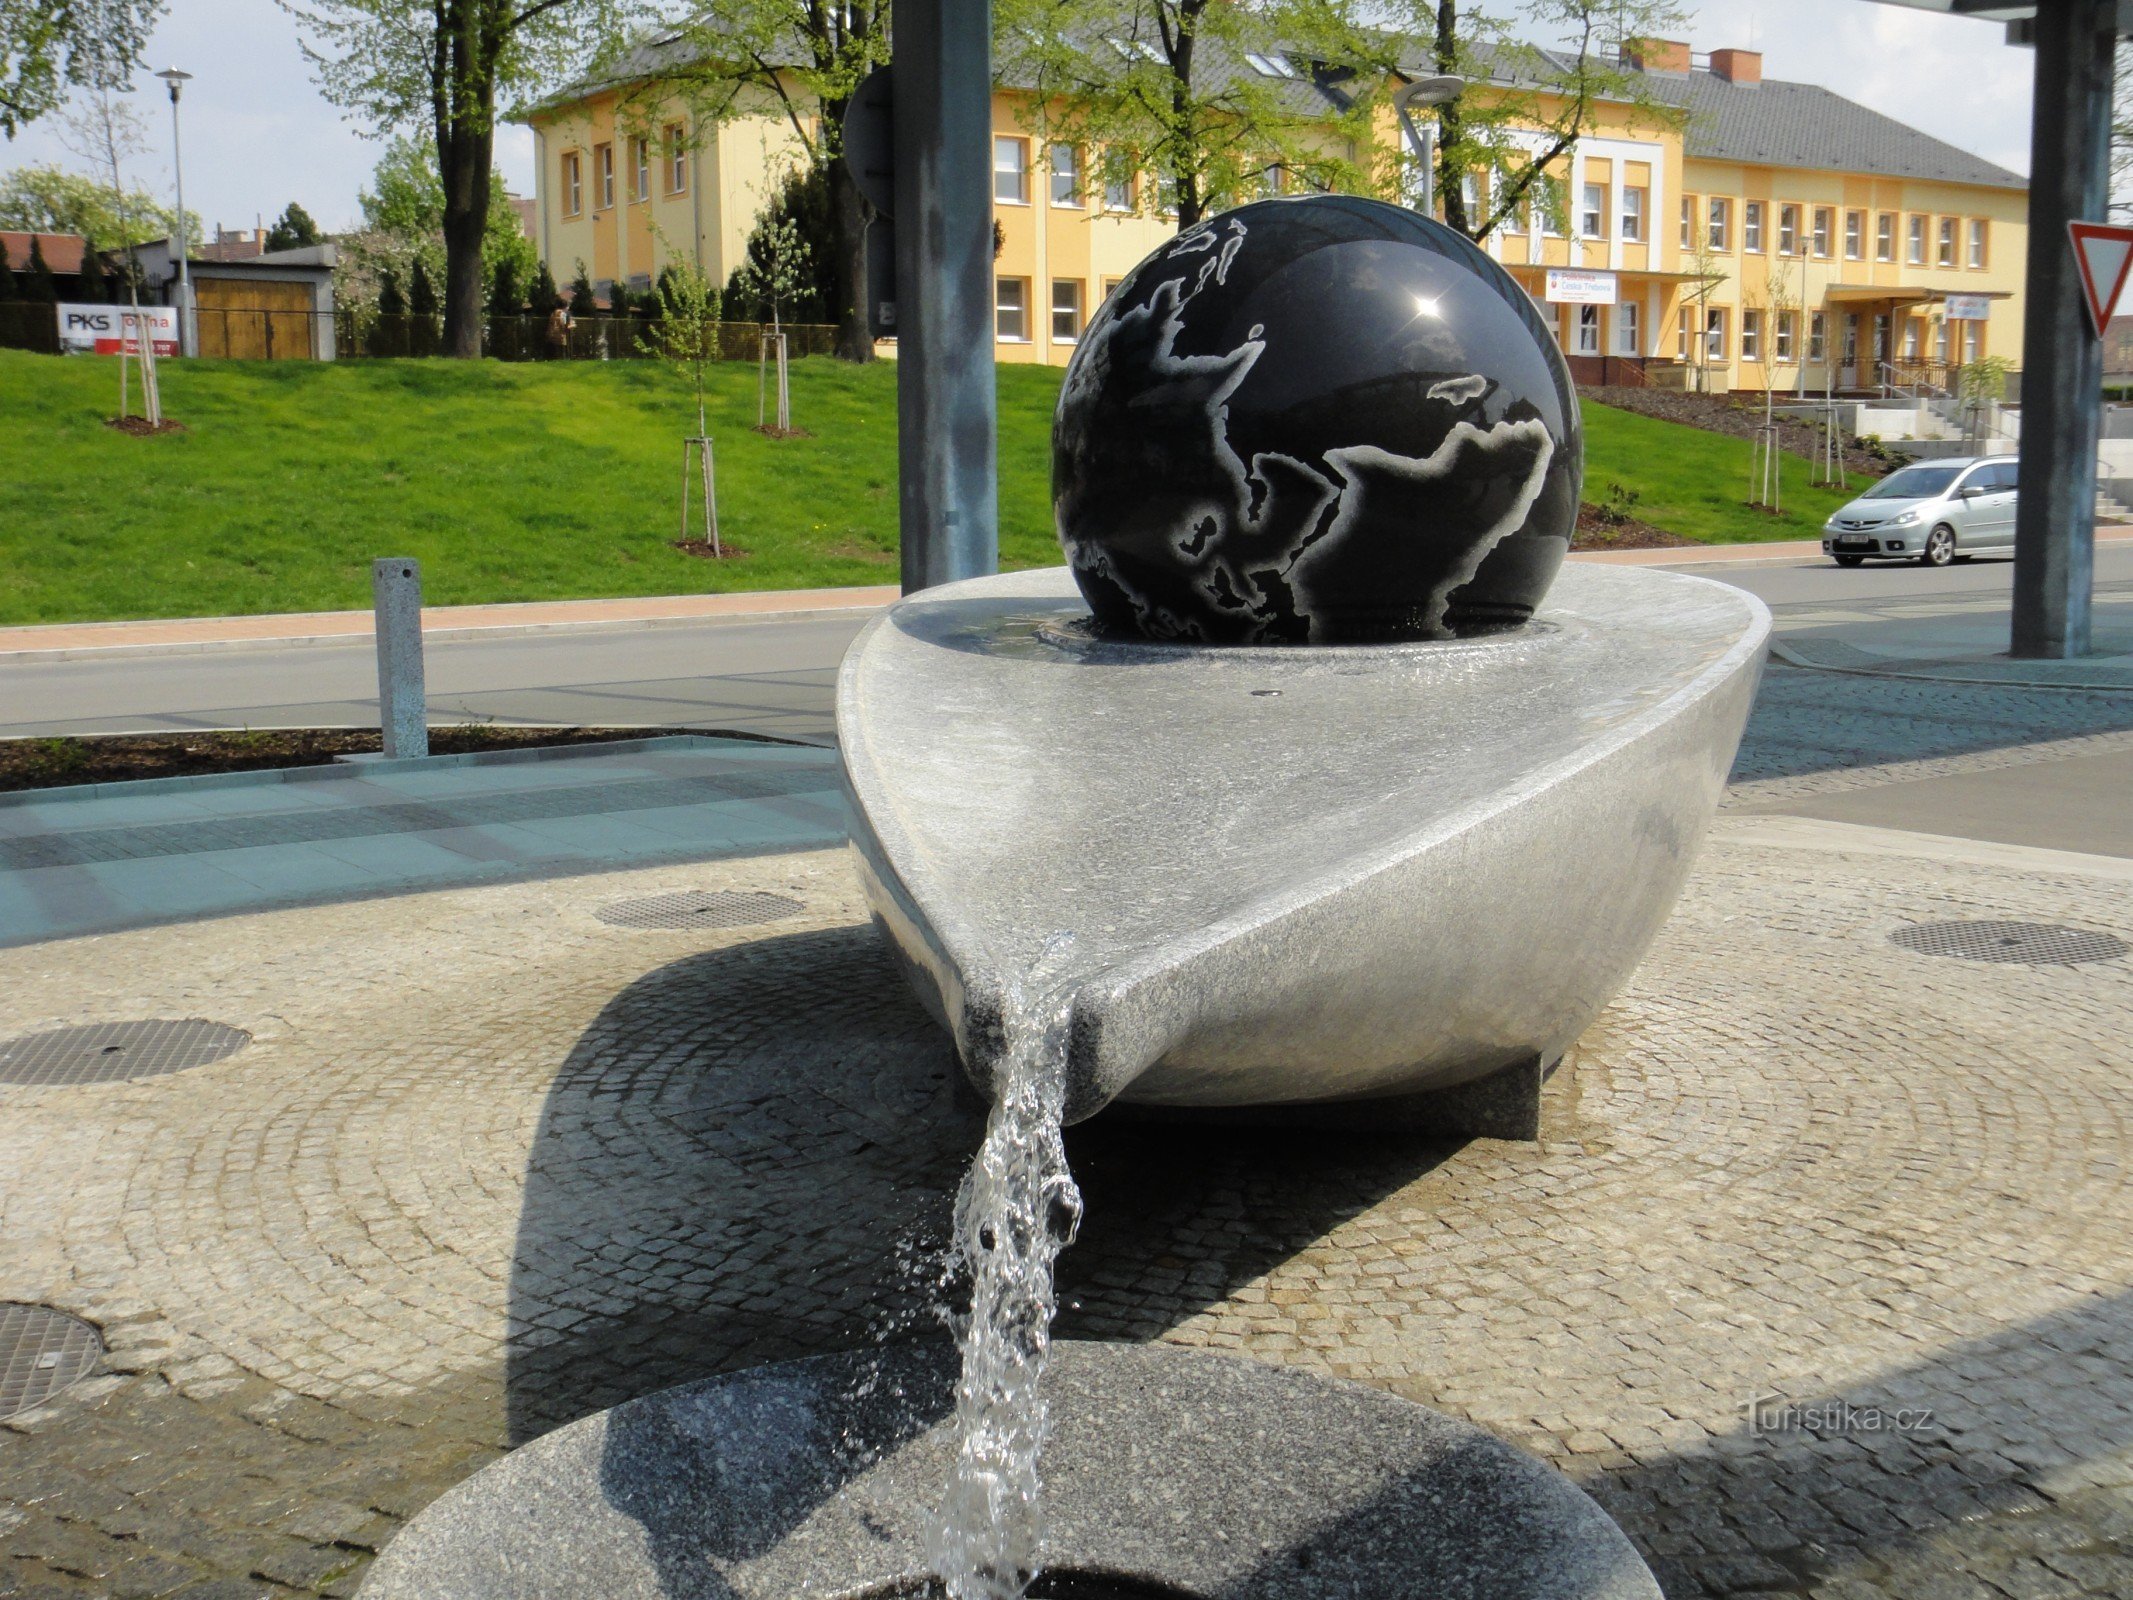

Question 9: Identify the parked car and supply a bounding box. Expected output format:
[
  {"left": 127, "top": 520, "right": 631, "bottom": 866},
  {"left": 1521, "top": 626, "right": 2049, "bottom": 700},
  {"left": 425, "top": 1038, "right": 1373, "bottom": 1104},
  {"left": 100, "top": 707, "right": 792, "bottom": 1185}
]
[{"left": 1821, "top": 455, "right": 2019, "bottom": 567}]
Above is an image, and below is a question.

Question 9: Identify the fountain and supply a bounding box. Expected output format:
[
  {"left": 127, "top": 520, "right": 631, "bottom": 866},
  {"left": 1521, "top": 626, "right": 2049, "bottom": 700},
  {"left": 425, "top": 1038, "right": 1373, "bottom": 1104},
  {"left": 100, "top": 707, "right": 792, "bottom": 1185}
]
[{"left": 362, "top": 196, "right": 1761, "bottom": 1600}]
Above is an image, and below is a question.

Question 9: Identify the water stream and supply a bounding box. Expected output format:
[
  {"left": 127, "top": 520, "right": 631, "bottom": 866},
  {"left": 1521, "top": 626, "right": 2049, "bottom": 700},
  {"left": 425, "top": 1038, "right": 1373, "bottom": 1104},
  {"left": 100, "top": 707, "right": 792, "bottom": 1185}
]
[{"left": 927, "top": 935, "right": 1086, "bottom": 1600}]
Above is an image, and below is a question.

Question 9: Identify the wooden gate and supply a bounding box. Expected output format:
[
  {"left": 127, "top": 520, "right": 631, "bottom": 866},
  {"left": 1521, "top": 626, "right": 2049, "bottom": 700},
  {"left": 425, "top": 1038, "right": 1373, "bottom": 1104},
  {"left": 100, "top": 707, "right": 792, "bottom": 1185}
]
[{"left": 195, "top": 278, "right": 315, "bottom": 360}]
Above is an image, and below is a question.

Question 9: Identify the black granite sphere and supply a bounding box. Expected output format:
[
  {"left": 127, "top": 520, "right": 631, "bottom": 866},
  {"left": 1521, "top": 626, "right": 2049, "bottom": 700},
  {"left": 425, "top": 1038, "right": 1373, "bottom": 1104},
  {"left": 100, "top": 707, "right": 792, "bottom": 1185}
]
[{"left": 1053, "top": 195, "right": 1581, "bottom": 644}]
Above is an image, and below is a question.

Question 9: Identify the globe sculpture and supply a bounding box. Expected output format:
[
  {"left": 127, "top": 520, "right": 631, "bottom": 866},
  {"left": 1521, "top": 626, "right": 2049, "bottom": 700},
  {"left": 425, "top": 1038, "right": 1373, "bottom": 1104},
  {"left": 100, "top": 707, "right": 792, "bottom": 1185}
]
[{"left": 1055, "top": 194, "right": 1582, "bottom": 644}]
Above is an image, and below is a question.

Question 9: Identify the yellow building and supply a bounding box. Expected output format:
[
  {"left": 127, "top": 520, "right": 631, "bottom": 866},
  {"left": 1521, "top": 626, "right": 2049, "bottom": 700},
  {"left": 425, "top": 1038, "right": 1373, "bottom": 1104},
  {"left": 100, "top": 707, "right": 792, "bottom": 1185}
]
[{"left": 520, "top": 35, "right": 2027, "bottom": 393}]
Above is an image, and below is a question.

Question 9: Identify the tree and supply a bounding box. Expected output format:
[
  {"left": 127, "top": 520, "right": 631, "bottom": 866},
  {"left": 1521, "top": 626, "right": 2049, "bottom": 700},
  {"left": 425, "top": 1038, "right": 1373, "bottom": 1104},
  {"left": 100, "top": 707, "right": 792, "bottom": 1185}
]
[
  {"left": 0, "top": 163, "right": 200, "bottom": 250},
  {"left": 377, "top": 267, "right": 407, "bottom": 315},
  {"left": 999, "top": 0, "right": 1387, "bottom": 232},
  {"left": 0, "top": 0, "right": 163, "bottom": 136},
  {"left": 280, "top": 0, "right": 604, "bottom": 357},
  {"left": 1375, "top": 1, "right": 1690, "bottom": 243},
  {"left": 527, "top": 259, "right": 561, "bottom": 315},
  {"left": 265, "top": 202, "right": 323, "bottom": 252},
  {"left": 21, "top": 234, "right": 56, "bottom": 300},
  {"left": 408, "top": 255, "right": 438, "bottom": 317},
  {"left": 613, "top": 0, "right": 883, "bottom": 360}
]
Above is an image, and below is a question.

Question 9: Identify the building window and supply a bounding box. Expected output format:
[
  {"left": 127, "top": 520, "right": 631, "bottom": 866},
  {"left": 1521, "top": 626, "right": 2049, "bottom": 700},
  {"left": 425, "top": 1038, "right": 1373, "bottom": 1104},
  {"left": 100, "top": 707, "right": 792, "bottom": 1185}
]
[
  {"left": 1704, "top": 305, "right": 1728, "bottom": 362},
  {"left": 1679, "top": 195, "right": 1693, "bottom": 250},
  {"left": 994, "top": 137, "right": 1028, "bottom": 204},
  {"left": 1876, "top": 212, "right": 1895, "bottom": 261},
  {"left": 1575, "top": 303, "right": 1600, "bottom": 354},
  {"left": 562, "top": 151, "right": 582, "bottom": 216},
  {"left": 1775, "top": 310, "right": 1796, "bottom": 361},
  {"left": 1049, "top": 143, "right": 1080, "bottom": 206},
  {"left": 1968, "top": 218, "right": 1987, "bottom": 268},
  {"left": 1743, "top": 200, "right": 1763, "bottom": 253},
  {"left": 1741, "top": 308, "right": 1762, "bottom": 361},
  {"left": 1707, "top": 196, "right": 1730, "bottom": 251},
  {"left": 1907, "top": 214, "right": 1926, "bottom": 264},
  {"left": 1620, "top": 186, "right": 1644, "bottom": 242},
  {"left": 1616, "top": 298, "right": 1639, "bottom": 355},
  {"left": 1938, "top": 217, "right": 1957, "bottom": 266},
  {"left": 1581, "top": 182, "right": 1606, "bottom": 238},
  {"left": 1844, "top": 209, "right": 1863, "bottom": 259},
  {"left": 665, "top": 124, "right": 687, "bottom": 194},
  {"left": 1101, "top": 152, "right": 1135, "bottom": 212},
  {"left": 595, "top": 143, "right": 614, "bottom": 209},
  {"left": 1808, "top": 311, "right": 1826, "bottom": 363},
  {"left": 995, "top": 276, "right": 1028, "bottom": 340},
  {"left": 1051, "top": 278, "right": 1083, "bottom": 341},
  {"left": 1812, "top": 207, "right": 1833, "bottom": 258},
  {"left": 1778, "top": 204, "right": 1799, "bottom": 256}
]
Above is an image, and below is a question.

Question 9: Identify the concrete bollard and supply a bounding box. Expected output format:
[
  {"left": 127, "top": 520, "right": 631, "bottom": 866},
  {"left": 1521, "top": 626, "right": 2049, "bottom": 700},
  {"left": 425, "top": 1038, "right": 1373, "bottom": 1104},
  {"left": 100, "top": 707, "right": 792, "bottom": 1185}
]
[{"left": 372, "top": 558, "right": 428, "bottom": 760}]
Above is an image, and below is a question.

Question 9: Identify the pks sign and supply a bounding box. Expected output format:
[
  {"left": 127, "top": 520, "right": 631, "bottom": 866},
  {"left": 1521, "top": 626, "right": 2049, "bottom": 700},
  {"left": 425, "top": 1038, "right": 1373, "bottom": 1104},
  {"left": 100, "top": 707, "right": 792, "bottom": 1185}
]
[{"left": 56, "top": 303, "right": 179, "bottom": 356}]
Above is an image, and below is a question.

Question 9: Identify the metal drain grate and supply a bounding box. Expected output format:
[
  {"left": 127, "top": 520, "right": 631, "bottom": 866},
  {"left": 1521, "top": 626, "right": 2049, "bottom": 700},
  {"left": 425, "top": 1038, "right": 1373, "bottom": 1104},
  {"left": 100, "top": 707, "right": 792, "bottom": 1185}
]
[
  {"left": 1890, "top": 920, "right": 2129, "bottom": 967},
  {"left": 0, "top": 1019, "right": 252, "bottom": 1087},
  {"left": 0, "top": 1304, "right": 103, "bottom": 1420},
  {"left": 597, "top": 890, "right": 806, "bottom": 931}
]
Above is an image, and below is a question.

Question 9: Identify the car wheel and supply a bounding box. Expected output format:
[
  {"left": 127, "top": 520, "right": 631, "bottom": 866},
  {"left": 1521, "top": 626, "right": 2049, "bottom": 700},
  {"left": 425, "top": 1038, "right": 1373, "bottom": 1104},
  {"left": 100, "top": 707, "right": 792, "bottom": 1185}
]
[
  {"left": 1920, "top": 526, "right": 1957, "bottom": 567},
  {"left": 1834, "top": 554, "right": 1866, "bottom": 567}
]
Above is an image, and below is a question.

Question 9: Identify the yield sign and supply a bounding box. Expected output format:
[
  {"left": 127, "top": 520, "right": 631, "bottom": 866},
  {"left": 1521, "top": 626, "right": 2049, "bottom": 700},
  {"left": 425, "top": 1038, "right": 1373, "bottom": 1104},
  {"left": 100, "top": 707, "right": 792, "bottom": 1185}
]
[{"left": 2069, "top": 220, "right": 2133, "bottom": 334}]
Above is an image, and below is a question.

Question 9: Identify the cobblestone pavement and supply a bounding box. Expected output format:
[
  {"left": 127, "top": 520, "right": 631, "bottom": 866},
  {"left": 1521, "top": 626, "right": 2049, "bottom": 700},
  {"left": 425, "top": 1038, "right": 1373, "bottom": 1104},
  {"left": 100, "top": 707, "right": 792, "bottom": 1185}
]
[{"left": 3, "top": 672, "right": 2133, "bottom": 1598}]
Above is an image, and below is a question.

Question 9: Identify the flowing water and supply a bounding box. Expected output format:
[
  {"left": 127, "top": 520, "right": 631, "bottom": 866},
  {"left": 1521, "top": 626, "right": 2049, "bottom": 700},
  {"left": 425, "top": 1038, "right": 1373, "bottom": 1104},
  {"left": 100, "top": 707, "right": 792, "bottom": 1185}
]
[{"left": 927, "top": 936, "right": 1086, "bottom": 1600}]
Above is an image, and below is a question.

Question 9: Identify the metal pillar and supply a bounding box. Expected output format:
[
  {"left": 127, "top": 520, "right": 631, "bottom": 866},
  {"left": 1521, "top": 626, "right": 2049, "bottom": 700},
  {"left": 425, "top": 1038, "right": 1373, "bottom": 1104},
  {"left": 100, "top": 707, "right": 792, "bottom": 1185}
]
[
  {"left": 893, "top": 0, "right": 998, "bottom": 592},
  {"left": 2011, "top": 0, "right": 2115, "bottom": 659}
]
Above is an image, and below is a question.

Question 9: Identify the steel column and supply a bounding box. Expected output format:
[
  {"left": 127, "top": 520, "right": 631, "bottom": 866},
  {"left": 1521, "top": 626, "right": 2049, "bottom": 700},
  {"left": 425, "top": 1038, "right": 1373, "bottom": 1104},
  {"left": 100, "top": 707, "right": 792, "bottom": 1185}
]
[
  {"left": 893, "top": 0, "right": 998, "bottom": 592},
  {"left": 2011, "top": 0, "right": 2115, "bottom": 659}
]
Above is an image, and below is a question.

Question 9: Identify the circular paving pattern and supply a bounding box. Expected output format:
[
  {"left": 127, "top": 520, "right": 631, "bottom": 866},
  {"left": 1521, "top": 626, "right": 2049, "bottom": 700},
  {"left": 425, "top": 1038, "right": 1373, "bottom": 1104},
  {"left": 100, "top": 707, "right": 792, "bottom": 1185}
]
[
  {"left": 594, "top": 889, "right": 806, "bottom": 931},
  {"left": 0, "top": 1019, "right": 252, "bottom": 1087},
  {"left": 0, "top": 1303, "right": 103, "bottom": 1420},
  {"left": 1890, "top": 918, "right": 2129, "bottom": 967}
]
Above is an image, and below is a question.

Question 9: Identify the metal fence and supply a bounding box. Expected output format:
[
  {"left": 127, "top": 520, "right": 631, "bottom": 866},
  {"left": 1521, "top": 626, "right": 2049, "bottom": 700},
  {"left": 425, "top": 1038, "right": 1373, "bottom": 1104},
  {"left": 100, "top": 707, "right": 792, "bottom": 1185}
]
[{"left": 0, "top": 303, "right": 839, "bottom": 363}]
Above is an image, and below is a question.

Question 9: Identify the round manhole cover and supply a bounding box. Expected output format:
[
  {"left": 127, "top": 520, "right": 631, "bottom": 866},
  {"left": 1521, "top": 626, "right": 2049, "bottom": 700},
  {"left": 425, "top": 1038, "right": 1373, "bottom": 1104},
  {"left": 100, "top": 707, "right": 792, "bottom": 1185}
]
[
  {"left": 1890, "top": 920, "right": 2129, "bottom": 967},
  {"left": 597, "top": 890, "right": 805, "bottom": 931},
  {"left": 0, "top": 1019, "right": 251, "bottom": 1087},
  {"left": 0, "top": 1304, "right": 103, "bottom": 1420}
]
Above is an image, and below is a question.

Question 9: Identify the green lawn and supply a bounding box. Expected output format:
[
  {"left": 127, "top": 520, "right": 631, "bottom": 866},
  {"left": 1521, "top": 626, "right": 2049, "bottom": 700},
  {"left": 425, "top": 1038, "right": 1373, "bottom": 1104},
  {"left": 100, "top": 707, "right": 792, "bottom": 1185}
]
[{"left": 0, "top": 348, "right": 1849, "bottom": 626}]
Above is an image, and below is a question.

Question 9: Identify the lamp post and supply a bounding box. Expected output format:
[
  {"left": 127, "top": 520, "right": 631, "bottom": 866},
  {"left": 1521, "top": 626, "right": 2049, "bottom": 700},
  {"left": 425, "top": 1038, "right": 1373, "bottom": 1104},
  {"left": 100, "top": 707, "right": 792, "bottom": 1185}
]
[
  {"left": 154, "top": 67, "right": 194, "bottom": 357},
  {"left": 1395, "top": 75, "right": 1466, "bottom": 220}
]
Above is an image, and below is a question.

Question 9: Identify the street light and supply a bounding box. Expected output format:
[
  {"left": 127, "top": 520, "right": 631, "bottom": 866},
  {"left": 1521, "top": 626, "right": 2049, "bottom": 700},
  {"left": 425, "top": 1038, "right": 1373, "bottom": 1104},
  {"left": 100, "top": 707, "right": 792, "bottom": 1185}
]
[
  {"left": 154, "top": 67, "right": 194, "bottom": 357},
  {"left": 1395, "top": 75, "right": 1465, "bottom": 220}
]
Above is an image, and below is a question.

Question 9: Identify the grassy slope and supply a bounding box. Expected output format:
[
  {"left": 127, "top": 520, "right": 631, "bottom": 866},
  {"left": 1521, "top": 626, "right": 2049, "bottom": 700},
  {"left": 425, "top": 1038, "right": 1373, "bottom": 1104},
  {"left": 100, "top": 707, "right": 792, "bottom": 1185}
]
[{"left": 0, "top": 348, "right": 1845, "bottom": 625}]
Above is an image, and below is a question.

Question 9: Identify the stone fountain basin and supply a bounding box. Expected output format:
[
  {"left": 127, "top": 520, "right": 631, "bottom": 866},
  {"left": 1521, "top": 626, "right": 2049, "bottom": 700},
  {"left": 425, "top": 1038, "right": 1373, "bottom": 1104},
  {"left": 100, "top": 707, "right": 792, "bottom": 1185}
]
[
  {"left": 836, "top": 563, "right": 1770, "bottom": 1123},
  {"left": 358, "top": 1341, "right": 1661, "bottom": 1599}
]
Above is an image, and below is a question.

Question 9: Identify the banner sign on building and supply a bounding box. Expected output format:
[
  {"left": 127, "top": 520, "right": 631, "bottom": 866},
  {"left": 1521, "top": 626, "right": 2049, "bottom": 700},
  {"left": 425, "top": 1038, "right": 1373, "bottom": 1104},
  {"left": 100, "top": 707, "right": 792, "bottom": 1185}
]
[
  {"left": 1544, "top": 268, "right": 1617, "bottom": 306},
  {"left": 1943, "top": 294, "right": 1991, "bottom": 322},
  {"left": 55, "top": 304, "right": 179, "bottom": 356}
]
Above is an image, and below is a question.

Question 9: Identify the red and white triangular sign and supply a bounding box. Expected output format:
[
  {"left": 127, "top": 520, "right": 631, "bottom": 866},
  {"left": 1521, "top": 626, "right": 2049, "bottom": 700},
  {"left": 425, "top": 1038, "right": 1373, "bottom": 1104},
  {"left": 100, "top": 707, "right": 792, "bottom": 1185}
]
[{"left": 2070, "top": 220, "right": 2133, "bottom": 334}]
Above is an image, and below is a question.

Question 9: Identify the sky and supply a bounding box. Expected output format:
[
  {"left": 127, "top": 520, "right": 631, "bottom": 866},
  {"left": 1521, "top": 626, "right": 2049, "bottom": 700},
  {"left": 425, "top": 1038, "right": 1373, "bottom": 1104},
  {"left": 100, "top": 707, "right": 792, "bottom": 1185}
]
[{"left": 0, "top": 0, "right": 2036, "bottom": 244}]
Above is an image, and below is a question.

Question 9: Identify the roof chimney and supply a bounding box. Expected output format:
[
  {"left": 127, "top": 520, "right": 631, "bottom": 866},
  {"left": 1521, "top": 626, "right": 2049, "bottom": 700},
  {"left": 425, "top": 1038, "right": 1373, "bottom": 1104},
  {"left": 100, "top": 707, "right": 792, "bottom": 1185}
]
[
  {"left": 1709, "top": 47, "right": 1762, "bottom": 85},
  {"left": 1622, "top": 37, "right": 1691, "bottom": 74}
]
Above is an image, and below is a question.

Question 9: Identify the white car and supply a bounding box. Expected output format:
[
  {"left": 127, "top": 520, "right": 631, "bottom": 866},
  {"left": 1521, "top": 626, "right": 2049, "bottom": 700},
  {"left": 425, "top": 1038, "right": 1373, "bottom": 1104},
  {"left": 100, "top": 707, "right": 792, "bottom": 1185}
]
[{"left": 1822, "top": 455, "right": 2019, "bottom": 567}]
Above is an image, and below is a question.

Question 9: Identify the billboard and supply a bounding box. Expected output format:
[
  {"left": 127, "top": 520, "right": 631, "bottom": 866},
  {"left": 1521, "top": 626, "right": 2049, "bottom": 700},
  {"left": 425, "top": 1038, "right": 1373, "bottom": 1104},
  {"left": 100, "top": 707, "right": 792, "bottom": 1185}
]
[
  {"left": 1544, "top": 268, "right": 1617, "bottom": 306},
  {"left": 56, "top": 303, "right": 180, "bottom": 356}
]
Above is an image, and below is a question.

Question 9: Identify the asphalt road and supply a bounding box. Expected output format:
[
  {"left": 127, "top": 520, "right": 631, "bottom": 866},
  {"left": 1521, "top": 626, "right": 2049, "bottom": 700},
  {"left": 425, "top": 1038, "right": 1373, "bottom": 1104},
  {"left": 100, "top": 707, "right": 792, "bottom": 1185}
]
[{"left": 6, "top": 545, "right": 2131, "bottom": 856}]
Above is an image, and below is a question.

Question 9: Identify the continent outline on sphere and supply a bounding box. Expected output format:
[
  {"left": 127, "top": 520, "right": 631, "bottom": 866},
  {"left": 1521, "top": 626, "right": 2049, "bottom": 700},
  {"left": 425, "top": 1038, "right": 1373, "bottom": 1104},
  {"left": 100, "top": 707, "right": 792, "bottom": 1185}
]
[{"left": 1053, "top": 196, "right": 1579, "bottom": 645}]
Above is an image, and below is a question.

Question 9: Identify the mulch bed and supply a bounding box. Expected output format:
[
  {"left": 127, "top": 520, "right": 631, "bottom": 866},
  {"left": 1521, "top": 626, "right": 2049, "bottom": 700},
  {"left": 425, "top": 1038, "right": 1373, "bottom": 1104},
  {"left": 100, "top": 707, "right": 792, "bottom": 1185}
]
[
  {"left": 104, "top": 416, "right": 188, "bottom": 437},
  {"left": 0, "top": 726, "right": 727, "bottom": 794},
  {"left": 1586, "top": 386, "right": 1893, "bottom": 478},
  {"left": 1571, "top": 505, "right": 1699, "bottom": 551}
]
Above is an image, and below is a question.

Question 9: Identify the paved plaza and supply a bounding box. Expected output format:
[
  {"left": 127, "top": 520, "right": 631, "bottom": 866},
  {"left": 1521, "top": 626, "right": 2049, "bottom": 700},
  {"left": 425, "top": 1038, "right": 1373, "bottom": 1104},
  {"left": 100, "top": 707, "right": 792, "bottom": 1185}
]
[{"left": 2, "top": 664, "right": 2133, "bottom": 1598}]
